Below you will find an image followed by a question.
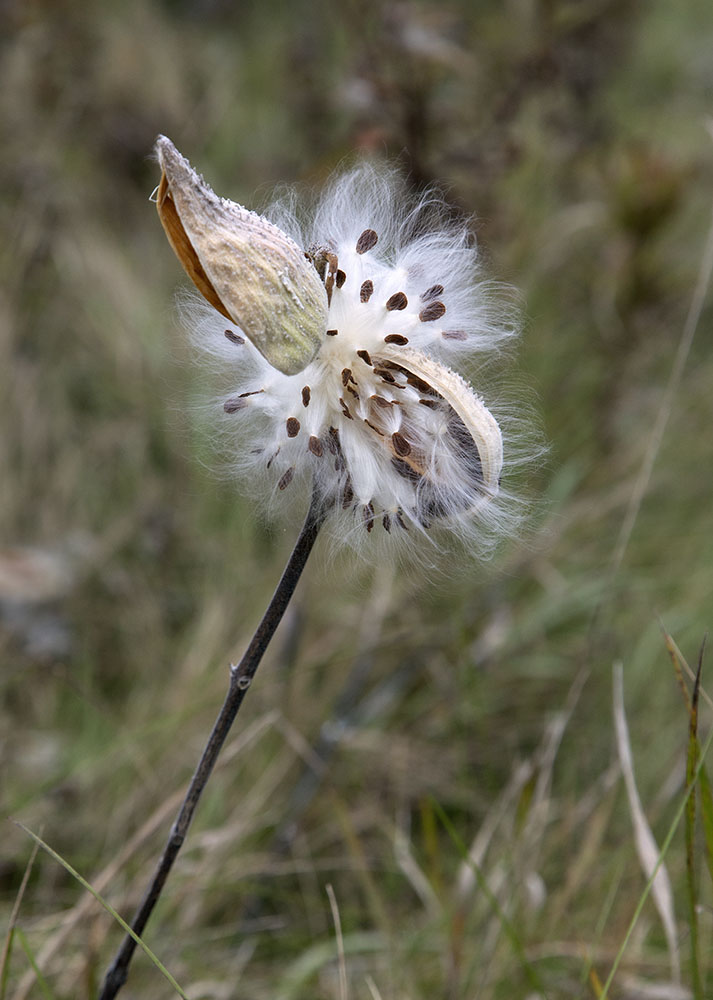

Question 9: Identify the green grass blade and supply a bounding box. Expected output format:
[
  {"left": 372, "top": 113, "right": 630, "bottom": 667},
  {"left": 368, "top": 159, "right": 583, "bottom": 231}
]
[
  {"left": 431, "top": 798, "right": 550, "bottom": 1000},
  {"left": 685, "top": 644, "right": 703, "bottom": 999},
  {"left": 698, "top": 762, "right": 713, "bottom": 885},
  {"left": 599, "top": 709, "right": 713, "bottom": 999},
  {"left": 13, "top": 822, "right": 190, "bottom": 1000},
  {"left": 15, "top": 929, "right": 55, "bottom": 1000}
]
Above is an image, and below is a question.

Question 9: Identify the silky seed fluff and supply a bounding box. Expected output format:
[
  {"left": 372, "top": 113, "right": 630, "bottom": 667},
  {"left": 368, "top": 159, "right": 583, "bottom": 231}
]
[{"left": 157, "top": 140, "right": 529, "bottom": 558}]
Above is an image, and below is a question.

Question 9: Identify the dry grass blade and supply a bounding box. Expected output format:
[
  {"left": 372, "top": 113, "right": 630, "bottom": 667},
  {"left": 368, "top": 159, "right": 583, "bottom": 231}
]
[
  {"left": 684, "top": 640, "right": 704, "bottom": 998},
  {"left": 326, "top": 884, "right": 348, "bottom": 1000},
  {"left": 612, "top": 663, "right": 680, "bottom": 984},
  {"left": 0, "top": 838, "right": 40, "bottom": 1000},
  {"left": 433, "top": 801, "right": 549, "bottom": 999}
]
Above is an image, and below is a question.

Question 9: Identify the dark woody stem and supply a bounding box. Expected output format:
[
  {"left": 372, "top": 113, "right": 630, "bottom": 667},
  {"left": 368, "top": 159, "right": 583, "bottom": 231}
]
[{"left": 98, "top": 489, "right": 329, "bottom": 1000}]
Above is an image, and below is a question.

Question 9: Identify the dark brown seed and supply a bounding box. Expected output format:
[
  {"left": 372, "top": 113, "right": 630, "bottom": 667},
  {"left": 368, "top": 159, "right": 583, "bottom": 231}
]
[
  {"left": 406, "top": 372, "right": 435, "bottom": 394},
  {"left": 308, "top": 435, "right": 323, "bottom": 457},
  {"left": 342, "top": 478, "right": 354, "bottom": 507},
  {"left": 384, "top": 334, "right": 409, "bottom": 345},
  {"left": 302, "top": 385, "right": 311, "bottom": 407},
  {"left": 266, "top": 448, "right": 280, "bottom": 469},
  {"left": 386, "top": 291, "right": 408, "bottom": 311},
  {"left": 363, "top": 502, "right": 375, "bottom": 532},
  {"left": 339, "top": 398, "right": 353, "bottom": 419},
  {"left": 392, "top": 431, "right": 411, "bottom": 457},
  {"left": 373, "top": 367, "right": 395, "bottom": 383},
  {"left": 224, "top": 397, "right": 247, "bottom": 413},
  {"left": 286, "top": 417, "right": 300, "bottom": 438},
  {"left": 391, "top": 456, "right": 420, "bottom": 484},
  {"left": 442, "top": 329, "right": 467, "bottom": 341},
  {"left": 356, "top": 229, "right": 378, "bottom": 254},
  {"left": 370, "top": 394, "right": 393, "bottom": 408},
  {"left": 346, "top": 384, "right": 359, "bottom": 399},
  {"left": 327, "top": 427, "right": 340, "bottom": 454},
  {"left": 419, "top": 398, "right": 439, "bottom": 409},
  {"left": 336, "top": 270, "right": 346, "bottom": 288},
  {"left": 360, "top": 280, "right": 374, "bottom": 303},
  {"left": 421, "top": 284, "right": 444, "bottom": 302},
  {"left": 239, "top": 389, "right": 264, "bottom": 398},
  {"left": 419, "top": 301, "right": 446, "bottom": 322},
  {"left": 382, "top": 512, "right": 391, "bottom": 533},
  {"left": 364, "top": 418, "right": 384, "bottom": 435},
  {"left": 278, "top": 467, "right": 294, "bottom": 490},
  {"left": 356, "top": 349, "right": 372, "bottom": 366},
  {"left": 224, "top": 329, "right": 245, "bottom": 345},
  {"left": 327, "top": 328, "right": 339, "bottom": 336},
  {"left": 396, "top": 508, "right": 409, "bottom": 530},
  {"left": 341, "top": 368, "right": 352, "bottom": 386}
]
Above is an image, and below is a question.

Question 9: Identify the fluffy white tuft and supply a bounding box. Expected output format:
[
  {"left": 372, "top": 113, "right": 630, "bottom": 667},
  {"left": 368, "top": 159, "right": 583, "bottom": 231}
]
[{"left": 179, "top": 164, "right": 533, "bottom": 560}]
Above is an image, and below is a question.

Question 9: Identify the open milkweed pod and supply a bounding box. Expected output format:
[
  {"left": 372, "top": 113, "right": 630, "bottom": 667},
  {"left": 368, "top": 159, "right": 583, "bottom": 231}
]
[
  {"left": 161, "top": 155, "right": 523, "bottom": 557},
  {"left": 154, "top": 135, "right": 328, "bottom": 375}
]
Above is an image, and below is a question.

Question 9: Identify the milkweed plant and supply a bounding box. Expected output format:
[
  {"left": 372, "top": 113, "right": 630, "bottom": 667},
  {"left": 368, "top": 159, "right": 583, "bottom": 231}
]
[{"left": 97, "top": 137, "right": 529, "bottom": 999}]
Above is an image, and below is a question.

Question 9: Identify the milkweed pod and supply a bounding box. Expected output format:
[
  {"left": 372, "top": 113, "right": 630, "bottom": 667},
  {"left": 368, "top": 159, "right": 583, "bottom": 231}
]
[
  {"left": 374, "top": 347, "right": 503, "bottom": 511},
  {"left": 154, "top": 136, "right": 328, "bottom": 375}
]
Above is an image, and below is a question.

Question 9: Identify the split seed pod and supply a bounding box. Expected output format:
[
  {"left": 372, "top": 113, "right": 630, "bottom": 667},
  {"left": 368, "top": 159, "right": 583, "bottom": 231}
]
[
  {"left": 155, "top": 135, "right": 328, "bottom": 375},
  {"left": 156, "top": 148, "right": 518, "bottom": 554}
]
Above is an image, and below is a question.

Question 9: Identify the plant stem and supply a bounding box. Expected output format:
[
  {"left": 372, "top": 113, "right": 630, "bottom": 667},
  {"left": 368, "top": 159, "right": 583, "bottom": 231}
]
[{"left": 98, "top": 490, "right": 328, "bottom": 1000}]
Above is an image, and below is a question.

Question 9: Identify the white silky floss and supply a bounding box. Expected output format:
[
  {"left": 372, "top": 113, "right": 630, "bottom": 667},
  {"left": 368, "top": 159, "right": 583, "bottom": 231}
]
[{"left": 156, "top": 137, "right": 520, "bottom": 557}]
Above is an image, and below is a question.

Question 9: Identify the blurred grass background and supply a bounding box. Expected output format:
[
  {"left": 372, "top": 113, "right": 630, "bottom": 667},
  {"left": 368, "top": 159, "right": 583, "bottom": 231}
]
[{"left": 2, "top": 0, "right": 713, "bottom": 997}]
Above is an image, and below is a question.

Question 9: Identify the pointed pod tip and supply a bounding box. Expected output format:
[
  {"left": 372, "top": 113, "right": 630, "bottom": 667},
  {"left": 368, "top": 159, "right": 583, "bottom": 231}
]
[{"left": 152, "top": 137, "right": 328, "bottom": 376}]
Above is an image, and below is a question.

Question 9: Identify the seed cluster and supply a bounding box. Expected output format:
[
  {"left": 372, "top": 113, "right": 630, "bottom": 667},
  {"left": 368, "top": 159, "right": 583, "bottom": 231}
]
[{"left": 217, "top": 207, "right": 500, "bottom": 533}]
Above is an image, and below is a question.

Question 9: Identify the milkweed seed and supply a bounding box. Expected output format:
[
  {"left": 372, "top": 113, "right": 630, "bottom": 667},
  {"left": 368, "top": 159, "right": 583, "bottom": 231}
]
[
  {"left": 419, "top": 301, "right": 446, "bottom": 322},
  {"left": 224, "top": 397, "right": 247, "bottom": 413},
  {"left": 327, "top": 427, "right": 340, "bottom": 454},
  {"left": 286, "top": 417, "right": 300, "bottom": 437},
  {"left": 336, "top": 270, "right": 346, "bottom": 288},
  {"left": 421, "top": 284, "right": 444, "bottom": 301},
  {"left": 308, "top": 436, "right": 323, "bottom": 457},
  {"left": 391, "top": 432, "right": 411, "bottom": 456},
  {"left": 302, "top": 385, "right": 311, "bottom": 407},
  {"left": 360, "top": 280, "right": 374, "bottom": 303},
  {"left": 341, "top": 368, "right": 352, "bottom": 386},
  {"left": 339, "top": 398, "right": 353, "bottom": 419},
  {"left": 442, "top": 329, "right": 467, "bottom": 341},
  {"left": 363, "top": 502, "right": 375, "bottom": 532},
  {"left": 278, "top": 468, "right": 294, "bottom": 490},
  {"left": 384, "top": 334, "right": 409, "bottom": 345},
  {"left": 386, "top": 291, "right": 408, "bottom": 311},
  {"left": 382, "top": 512, "right": 392, "bottom": 533},
  {"left": 357, "top": 349, "right": 372, "bottom": 365},
  {"left": 327, "top": 328, "right": 339, "bottom": 336},
  {"left": 356, "top": 229, "right": 378, "bottom": 254},
  {"left": 342, "top": 478, "right": 354, "bottom": 507},
  {"left": 224, "top": 329, "right": 245, "bottom": 345}
]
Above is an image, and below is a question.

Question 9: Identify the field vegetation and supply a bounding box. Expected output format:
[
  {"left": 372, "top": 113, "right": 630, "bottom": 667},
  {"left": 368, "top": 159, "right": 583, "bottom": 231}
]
[{"left": 2, "top": 1, "right": 713, "bottom": 997}]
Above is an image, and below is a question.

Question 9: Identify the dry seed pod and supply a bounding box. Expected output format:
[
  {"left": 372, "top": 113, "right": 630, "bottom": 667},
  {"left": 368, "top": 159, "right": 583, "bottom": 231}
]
[
  {"left": 155, "top": 136, "right": 328, "bottom": 375},
  {"left": 376, "top": 346, "right": 503, "bottom": 497}
]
